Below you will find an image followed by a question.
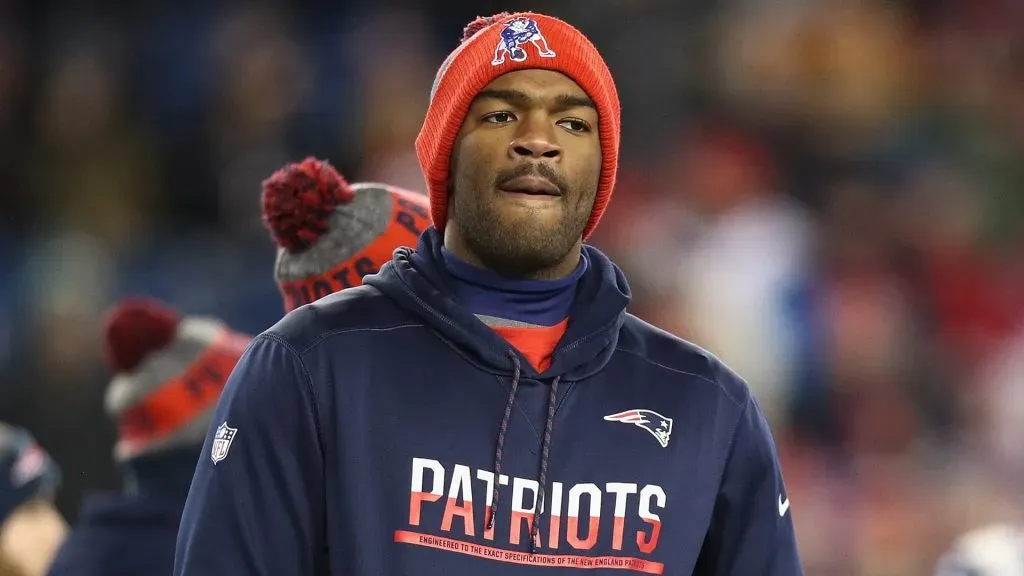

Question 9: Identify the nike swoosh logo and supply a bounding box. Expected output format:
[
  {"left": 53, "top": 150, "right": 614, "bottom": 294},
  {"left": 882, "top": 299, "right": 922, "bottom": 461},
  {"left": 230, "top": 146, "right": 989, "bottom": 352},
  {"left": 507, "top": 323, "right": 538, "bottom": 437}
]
[{"left": 778, "top": 495, "right": 790, "bottom": 517}]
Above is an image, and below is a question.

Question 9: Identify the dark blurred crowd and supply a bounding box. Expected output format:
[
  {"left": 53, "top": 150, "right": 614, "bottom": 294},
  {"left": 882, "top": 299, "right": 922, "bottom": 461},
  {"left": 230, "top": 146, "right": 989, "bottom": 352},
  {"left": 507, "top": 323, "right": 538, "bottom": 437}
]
[{"left": 1, "top": 0, "right": 1022, "bottom": 573}]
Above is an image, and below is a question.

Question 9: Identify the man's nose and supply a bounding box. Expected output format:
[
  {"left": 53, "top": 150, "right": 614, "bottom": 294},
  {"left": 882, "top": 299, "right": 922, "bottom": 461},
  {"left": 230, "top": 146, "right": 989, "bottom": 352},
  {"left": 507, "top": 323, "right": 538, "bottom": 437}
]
[{"left": 509, "top": 119, "right": 562, "bottom": 160}]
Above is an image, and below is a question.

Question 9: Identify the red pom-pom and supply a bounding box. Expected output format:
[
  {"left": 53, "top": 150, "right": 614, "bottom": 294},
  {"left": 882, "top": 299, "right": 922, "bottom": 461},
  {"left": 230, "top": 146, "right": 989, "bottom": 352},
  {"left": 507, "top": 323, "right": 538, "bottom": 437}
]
[
  {"left": 261, "top": 157, "right": 355, "bottom": 253},
  {"left": 102, "top": 298, "right": 181, "bottom": 373},
  {"left": 461, "top": 12, "right": 511, "bottom": 42}
]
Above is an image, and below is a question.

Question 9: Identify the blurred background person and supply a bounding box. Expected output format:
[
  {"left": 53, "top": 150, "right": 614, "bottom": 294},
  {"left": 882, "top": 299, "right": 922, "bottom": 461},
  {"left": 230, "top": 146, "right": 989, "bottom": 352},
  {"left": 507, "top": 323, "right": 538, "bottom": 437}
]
[
  {"left": 0, "top": 424, "right": 65, "bottom": 576},
  {"left": 3, "top": 0, "right": 1023, "bottom": 573},
  {"left": 50, "top": 159, "right": 427, "bottom": 574},
  {"left": 46, "top": 299, "right": 251, "bottom": 575}
]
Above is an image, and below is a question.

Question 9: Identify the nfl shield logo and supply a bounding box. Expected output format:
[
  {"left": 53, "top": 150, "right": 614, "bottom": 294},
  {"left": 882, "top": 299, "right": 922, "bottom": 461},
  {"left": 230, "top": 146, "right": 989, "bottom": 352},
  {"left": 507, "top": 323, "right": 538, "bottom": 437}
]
[{"left": 210, "top": 422, "right": 237, "bottom": 465}]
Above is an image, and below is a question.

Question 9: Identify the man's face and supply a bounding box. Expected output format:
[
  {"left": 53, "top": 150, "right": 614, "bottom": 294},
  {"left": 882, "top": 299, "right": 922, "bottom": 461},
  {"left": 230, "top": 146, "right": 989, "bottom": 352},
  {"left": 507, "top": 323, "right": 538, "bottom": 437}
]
[{"left": 447, "top": 69, "right": 602, "bottom": 278}]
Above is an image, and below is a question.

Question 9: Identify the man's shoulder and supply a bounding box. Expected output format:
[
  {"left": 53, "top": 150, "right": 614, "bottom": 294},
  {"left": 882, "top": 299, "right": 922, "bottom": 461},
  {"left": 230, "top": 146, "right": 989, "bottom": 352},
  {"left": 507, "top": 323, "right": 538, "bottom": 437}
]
[
  {"left": 617, "top": 314, "right": 751, "bottom": 409},
  {"left": 262, "top": 285, "right": 419, "bottom": 354}
]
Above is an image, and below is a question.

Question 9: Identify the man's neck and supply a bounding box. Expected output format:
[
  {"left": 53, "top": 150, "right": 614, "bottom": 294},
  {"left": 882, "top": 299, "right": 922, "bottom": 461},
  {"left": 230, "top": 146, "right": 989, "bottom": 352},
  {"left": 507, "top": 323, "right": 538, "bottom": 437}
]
[{"left": 442, "top": 229, "right": 582, "bottom": 281}]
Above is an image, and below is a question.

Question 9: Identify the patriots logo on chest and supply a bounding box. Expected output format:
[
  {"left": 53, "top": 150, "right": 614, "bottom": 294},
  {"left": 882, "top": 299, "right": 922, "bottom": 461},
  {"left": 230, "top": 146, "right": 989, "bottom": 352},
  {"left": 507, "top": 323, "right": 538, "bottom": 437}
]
[{"left": 603, "top": 410, "right": 673, "bottom": 448}]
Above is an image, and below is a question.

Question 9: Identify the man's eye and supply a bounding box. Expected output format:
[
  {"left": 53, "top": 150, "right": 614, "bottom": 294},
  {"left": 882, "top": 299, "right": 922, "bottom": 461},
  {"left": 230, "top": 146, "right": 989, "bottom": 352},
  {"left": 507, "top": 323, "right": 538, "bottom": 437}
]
[
  {"left": 484, "top": 112, "right": 516, "bottom": 124},
  {"left": 558, "top": 119, "right": 590, "bottom": 132}
]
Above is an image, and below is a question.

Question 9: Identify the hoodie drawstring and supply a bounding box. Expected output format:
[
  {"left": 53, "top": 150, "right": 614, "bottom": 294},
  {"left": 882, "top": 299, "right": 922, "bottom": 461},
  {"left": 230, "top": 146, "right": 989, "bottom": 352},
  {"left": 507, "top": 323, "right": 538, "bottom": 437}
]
[
  {"left": 530, "top": 374, "right": 560, "bottom": 553},
  {"left": 488, "top": 351, "right": 522, "bottom": 531},
  {"left": 488, "top": 351, "right": 561, "bottom": 555}
]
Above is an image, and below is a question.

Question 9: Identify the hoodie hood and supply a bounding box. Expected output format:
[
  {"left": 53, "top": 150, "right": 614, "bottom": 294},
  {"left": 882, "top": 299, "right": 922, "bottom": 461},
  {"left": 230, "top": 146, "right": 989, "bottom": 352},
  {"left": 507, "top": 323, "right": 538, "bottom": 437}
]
[{"left": 365, "top": 227, "right": 630, "bottom": 381}]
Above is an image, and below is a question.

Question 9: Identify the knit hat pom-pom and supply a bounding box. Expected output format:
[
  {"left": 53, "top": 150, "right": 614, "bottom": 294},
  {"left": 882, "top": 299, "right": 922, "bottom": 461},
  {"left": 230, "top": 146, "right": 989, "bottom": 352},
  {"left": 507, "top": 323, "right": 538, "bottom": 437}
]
[
  {"left": 261, "top": 157, "right": 355, "bottom": 253},
  {"left": 102, "top": 298, "right": 181, "bottom": 373},
  {"left": 461, "top": 12, "right": 511, "bottom": 42}
]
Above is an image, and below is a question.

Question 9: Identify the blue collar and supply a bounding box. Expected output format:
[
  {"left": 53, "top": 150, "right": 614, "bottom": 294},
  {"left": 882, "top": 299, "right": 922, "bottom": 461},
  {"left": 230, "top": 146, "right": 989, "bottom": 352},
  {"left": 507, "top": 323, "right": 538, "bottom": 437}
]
[{"left": 440, "top": 247, "right": 587, "bottom": 327}]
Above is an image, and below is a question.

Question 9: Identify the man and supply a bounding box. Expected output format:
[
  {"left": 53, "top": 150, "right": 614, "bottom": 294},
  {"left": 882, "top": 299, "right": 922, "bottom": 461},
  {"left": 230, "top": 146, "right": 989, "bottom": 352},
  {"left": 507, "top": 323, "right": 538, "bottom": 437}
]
[
  {"left": 47, "top": 163, "right": 430, "bottom": 575},
  {"left": 0, "top": 423, "right": 65, "bottom": 576},
  {"left": 175, "top": 11, "right": 803, "bottom": 575},
  {"left": 46, "top": 298, "right": 252, "bottom": 575}
]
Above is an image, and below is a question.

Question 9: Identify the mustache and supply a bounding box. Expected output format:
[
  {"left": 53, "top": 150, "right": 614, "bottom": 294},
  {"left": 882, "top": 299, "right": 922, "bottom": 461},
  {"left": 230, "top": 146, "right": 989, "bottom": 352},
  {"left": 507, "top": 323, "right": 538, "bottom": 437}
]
[{"left": 495, "top": 163, "right": 568, "bottom": 194}]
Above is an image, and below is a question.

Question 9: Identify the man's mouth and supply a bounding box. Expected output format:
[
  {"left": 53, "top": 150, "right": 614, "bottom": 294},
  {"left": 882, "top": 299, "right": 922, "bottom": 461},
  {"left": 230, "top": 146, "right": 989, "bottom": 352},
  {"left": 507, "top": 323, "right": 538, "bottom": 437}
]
[{"left": 498, "top": 175, "right": 561, "bottom": 197}]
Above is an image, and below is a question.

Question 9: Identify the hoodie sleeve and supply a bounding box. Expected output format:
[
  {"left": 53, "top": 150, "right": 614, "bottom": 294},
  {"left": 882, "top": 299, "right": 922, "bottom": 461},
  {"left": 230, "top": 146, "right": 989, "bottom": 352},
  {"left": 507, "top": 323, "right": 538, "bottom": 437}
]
[
  {"left": 696, "top": 394, "right": 803, "bottom": 575},
  {"left": 174, "top": 334, "right": 325, "bottom": 575}
]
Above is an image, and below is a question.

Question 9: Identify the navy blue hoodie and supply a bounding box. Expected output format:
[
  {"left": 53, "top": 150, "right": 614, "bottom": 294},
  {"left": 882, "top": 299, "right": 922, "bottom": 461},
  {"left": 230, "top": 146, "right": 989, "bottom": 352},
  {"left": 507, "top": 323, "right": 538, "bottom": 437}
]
[
  {"left": 48, "top": 450, "right": 195, "bottom": 576},
  {"left": 174, "top": 228, "right": 802, "bottom": 575}
]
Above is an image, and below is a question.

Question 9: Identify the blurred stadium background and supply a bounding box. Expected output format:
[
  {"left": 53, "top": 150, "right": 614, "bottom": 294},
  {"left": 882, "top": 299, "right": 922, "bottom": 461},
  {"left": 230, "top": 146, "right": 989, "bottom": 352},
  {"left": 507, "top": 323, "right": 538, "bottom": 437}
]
[{"left": 1, "top": 0, "right": 1023, "bottom": 573}]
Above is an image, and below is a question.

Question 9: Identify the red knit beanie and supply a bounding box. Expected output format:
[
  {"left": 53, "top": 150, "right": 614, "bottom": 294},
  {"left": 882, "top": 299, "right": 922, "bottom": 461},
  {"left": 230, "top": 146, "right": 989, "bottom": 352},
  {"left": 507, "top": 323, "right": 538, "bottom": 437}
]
[
  {"left": 262, "top": 157, "right": 431, "bottom": 312},
  {"left": 101, "top": 298, "right": 251, "bottom": 461},
  {"left": 416, "top": 12, "right": 620, "bottom": 241}
]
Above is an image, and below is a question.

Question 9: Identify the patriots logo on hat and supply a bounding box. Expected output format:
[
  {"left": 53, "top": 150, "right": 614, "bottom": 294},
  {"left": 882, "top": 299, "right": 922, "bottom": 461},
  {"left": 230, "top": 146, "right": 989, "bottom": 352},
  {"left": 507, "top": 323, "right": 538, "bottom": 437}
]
[
  {"left": 492, "top": 17, "right": 556, "bottom": 66},
  {"left": 604, "top": 409, "right": 673, "bottom": 448},
  {"left": 210, "top": 422, "right": 238, "bottom": 465}
]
